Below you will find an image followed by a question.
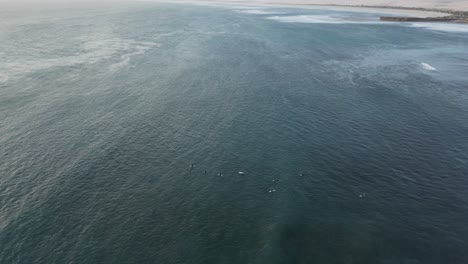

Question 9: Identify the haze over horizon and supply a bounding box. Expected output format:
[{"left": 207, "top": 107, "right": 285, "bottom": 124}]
[{"left": 1, "top": 0, "right": 468, "bottom": 11}]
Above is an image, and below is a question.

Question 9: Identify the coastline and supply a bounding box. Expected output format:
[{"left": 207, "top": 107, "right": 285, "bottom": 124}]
[
  {"left": 168, "top": 0, "right": 454, "bottom": 17},
  {"left": 260, "top": 3, "right": 453, "bottom": 18}
]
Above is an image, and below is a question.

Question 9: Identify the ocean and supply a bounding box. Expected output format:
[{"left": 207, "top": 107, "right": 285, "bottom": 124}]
[{"left": 1, "top": 2, "right": 468, "bottom": 263}]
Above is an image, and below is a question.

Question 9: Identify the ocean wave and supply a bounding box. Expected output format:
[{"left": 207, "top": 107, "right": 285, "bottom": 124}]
[
  {"left": 266, "top": 15, "right": 385, "bottom": 24},
  {"left": 409, "top": 23, "right": 468, "bottom": 33},
  {"left": 420, "top": 62, "right": 437, "bottom": 71},
  {"left": 236, "top": 9, "right": 286, "bottom": 15},
  {"left": 265, "top": 14, "right": 468, "bottom": 34}
]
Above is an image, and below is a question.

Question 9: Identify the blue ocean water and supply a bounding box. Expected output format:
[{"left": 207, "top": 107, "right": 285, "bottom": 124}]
[{"left": 1, "top": 2, "right": 468, "bottom": 263}]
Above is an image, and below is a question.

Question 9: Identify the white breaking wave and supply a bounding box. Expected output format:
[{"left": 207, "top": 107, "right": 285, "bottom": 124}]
[
  {"left": 236, "top": 9, "right": 286, "bottom": 15},
  {"left": 420, "top": 62, "right": 437, "bottom": 71},
  {"left": 265, "top": 14, "right": 468, "bottom": 34},
  {"left": 409, "top": 23, "right": 468, "bottom": 33},
  {"left": 266, "top": 15, "right": 385, "bottom": 24}
]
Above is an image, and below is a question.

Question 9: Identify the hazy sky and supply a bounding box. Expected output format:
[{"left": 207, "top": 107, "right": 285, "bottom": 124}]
[{"left": 0, "top": 0, "right": 467, "bottom": 11}]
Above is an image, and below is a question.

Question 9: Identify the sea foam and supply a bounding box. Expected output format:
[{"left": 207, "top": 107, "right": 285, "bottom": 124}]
[
  {"left": 236, "top": 9, "right": 286, "bottom": 15},
  {"left": 265, "top": 14, "right": 468, "bottom": 34},
  {"left": 266, "top": 15, "right": 385, "bottom": 24},
  {"left": 409, "top": 23, "right": 468, "bottom": 33},
  {"left": 0, "top": 39, "right": 159, "bottom": 83},
  {"left": 420, "top": 62, "right": 437, "bottom": 71}
]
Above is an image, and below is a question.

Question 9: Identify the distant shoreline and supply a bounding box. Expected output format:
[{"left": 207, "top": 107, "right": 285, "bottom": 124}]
[
  {"left": 286, "top": 4, "right": 468, "bottom": 23},
  {"left": 262, "top": 3, "right": 454, "bottom": 17},
  {"left": 153, "top": 0, "right": 468, "bottom": 23}
]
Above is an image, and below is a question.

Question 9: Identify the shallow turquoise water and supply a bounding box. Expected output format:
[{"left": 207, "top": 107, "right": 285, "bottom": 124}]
[{"left": 1, "top": 2, "right": 468, "bottom": 263}]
